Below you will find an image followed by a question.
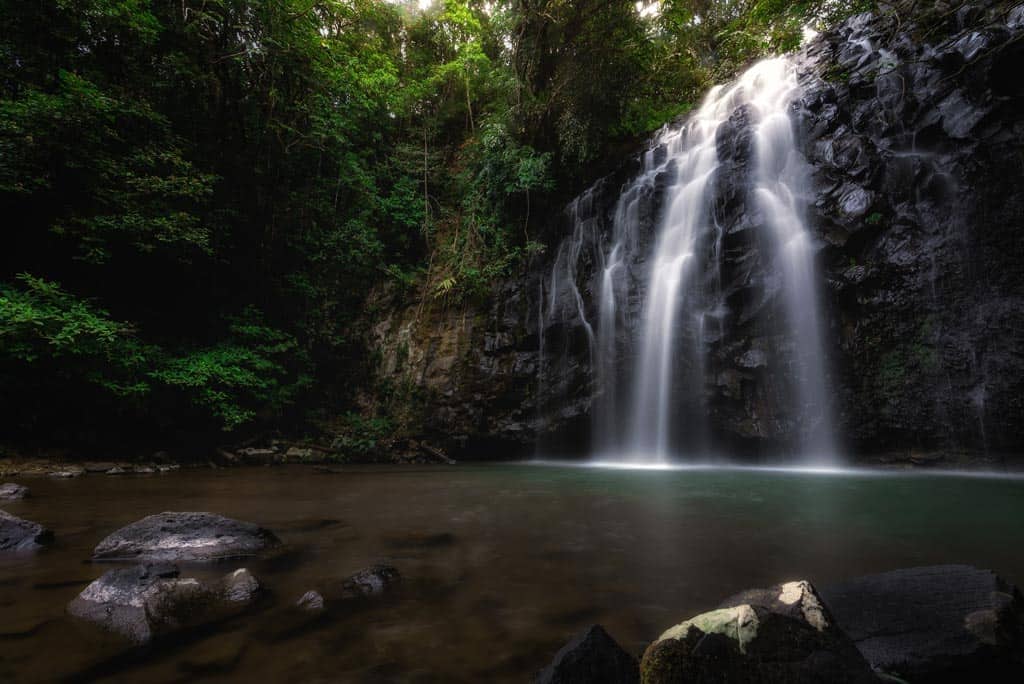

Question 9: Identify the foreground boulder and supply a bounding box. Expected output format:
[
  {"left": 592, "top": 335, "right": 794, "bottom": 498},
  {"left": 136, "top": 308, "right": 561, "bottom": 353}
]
[
  {"left": 0, "top": 483, "right": 28, "bottom": 500},
  {"left": 67, "top": 564, "right": 261, "bottom": 643},
  {"left": 0, "top": 509, "right": 52, "bottom": 551},
  {"left": 821, "top": 564, "right": 1024, "bottom": 681},
  {"left": 641, "top": 580, "right": 874, "bottom": 683},
  {"left": 92, "top": 512, "right": 280, "bottom": 562},
  {"left": 536, "top": 624, "right": 639, "bottom": 684}
]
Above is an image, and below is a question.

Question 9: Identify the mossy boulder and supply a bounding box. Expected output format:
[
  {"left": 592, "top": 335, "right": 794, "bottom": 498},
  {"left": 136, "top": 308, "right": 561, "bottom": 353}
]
[{"left": 641, "top": 580, "right": 874, "bottom": 683}]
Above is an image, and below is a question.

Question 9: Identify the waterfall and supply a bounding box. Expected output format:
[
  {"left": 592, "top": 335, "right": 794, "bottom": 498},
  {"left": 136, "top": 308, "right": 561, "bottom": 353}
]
[
  {"left": 751, "top": 60, "right": 836, "bottom": 461},
  {"left": 542, "top": 56, "right": 836, "bottom": 464}
]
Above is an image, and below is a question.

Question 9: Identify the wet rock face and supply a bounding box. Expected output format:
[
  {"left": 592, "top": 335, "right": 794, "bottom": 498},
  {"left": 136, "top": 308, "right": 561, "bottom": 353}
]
[
  {"left": 0, "top": 509, "right": 52, "bottom": 551},
  {"left": 795, "top": 1, "right": 1024, "bottom": 457},
  {"left": 92, "top": 512, "right": 280, "bottom": 562},
  {"left": 821, "top": 564, "right": 1024, "bottom": 680},
  {"left": 373, "top": 1, "right": 1024, "bottom": 461},
  {"left": 641, "top": 580, "right": 874, "bottom": 683},
  {"left": 67, "top": 564, "right": 261, "bottom": 643},
  {"left": 369, "top": 275, "right": 545, "bottom": 459}
]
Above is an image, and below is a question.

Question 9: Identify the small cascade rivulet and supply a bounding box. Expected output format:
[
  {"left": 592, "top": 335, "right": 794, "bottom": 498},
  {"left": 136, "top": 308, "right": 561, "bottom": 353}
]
[{"left": 541, "top": 56, "right": 837, "bottom": 464}]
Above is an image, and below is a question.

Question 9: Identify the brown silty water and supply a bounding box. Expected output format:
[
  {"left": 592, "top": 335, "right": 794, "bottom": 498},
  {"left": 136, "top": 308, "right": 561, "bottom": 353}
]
[{"left": 2, "top": 463, "right": 1023, "bottom": 682}]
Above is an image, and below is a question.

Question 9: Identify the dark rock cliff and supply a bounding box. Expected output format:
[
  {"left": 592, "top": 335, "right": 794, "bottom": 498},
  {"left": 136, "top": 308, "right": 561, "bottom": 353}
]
[
  {"left": 803, "top": 3, "right": 1024, "bottom": 460},
  {"left": 371, "top": 1, "right": 1024, "bottom": 464}
]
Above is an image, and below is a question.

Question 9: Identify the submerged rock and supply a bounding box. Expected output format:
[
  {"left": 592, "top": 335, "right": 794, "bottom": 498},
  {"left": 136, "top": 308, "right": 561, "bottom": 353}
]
[
  {"left": 338, "top": 563, "right": 401, "bottom": 599},
  {"left": 0, "top": 509, "right": 52, "bottom": 550},
  {"left": 68, "top": 564, "right": 206, "bottom": 643},
  {"left": 641, "top": 580, "right": 873, "bottom": 683},
  {"left": 296, "top": 590, "right": 325, "bottom": 611},
  {"left": 0, "top": 483, "right": 29, "bottom": 500},
  {"left": 221, "top": 568, "right": 261, "bottom": 603},
  {"left": 821, "top": 564, "right": 1024, "bottom": 681},
  {"left": 67, "top": 564, "right": 261, "bottom": 643},
  {"left": 536, "top": 624, "right": 639, "bottom": 684},
  {"left": 92, "top": 512, "right": 280, "bottom": 562}
]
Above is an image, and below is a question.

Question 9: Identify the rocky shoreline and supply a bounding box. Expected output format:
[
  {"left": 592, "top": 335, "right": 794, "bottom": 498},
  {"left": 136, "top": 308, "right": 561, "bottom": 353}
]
[
  {"left": 537, "top": 566, "right": 1024, "bottom": 683},
  {"left": 0, "top": 439, "right": 458, "bottom": 478},
  {"left": 1, "top": 446, "right": 1021, "bottom": 479},
  {"left": 0, "top": 499, "right": 404, "bottom": 676},
  {"left": 4, "top": 491, "right": 1021, "bottom": 681}
]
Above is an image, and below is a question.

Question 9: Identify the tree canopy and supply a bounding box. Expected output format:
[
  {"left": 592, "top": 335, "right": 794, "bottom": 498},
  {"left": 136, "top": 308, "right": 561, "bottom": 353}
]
[{"left": 0, "top": 0, "right": 871, "bottom": 450}]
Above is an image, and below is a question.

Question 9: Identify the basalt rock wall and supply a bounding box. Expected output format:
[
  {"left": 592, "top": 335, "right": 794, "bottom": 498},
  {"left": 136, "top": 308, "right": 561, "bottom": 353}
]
[
  {"left": 371, "top": 1, "right": 1024, "bottom": 463},
  {"left": 801, "top": 2, "right": 1024, "bottom": 460}
]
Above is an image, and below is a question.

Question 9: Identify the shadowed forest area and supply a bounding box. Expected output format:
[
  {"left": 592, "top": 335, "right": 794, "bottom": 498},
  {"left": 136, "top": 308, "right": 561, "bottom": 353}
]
[{"left": 0, "top": 0, "right": 868, "bottom": 454}]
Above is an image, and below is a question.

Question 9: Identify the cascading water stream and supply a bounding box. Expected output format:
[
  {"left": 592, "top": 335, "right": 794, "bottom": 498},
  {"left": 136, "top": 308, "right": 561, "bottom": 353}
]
[
  {"left": 624, "top": 90, "right": 723, "bottom": 462},
  {"left": 542, "top": 56, "right": 837, "bottom": 465},
  {"left": 751, "top": 61, "right": 836, "bottom": 460}
]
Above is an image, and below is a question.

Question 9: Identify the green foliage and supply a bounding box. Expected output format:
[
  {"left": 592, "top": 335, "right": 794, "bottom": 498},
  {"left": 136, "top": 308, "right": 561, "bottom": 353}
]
[
  {"left": 426, "top": 117, "right": 553, "bottom": 301},
  {"left": 0, "top": 71, "right": 216, "bottom": 263},
  {"left": 151, "top": 309, "right": 309, "bottom": 431},
  {"left": 0, "top": 0, "right": 879, "bottom": 447},
  {"left": 0, "top": 273, "right": 151, "bottom": 398},
  {"left": 330, "top": 412, "right": 393, "bottom": 460},
  {"left": 0, "top": 275, "right": 308, "bottom": 432}
]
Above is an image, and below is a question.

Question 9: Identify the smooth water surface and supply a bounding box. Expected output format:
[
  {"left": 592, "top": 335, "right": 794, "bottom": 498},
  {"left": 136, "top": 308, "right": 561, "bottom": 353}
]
[{"left": 2, "top": 463, "right": 1024, "bottom": 682}]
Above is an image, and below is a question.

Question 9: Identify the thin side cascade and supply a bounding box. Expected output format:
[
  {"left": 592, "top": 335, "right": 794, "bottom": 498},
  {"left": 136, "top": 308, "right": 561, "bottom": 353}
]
[
  {"left": 624, "top": 90, "right": 722, "bottom": 462},
  {"left": 542, "top": 56, "right": 837, "bottom": 464},
  {"left": 751, "top": 59, "right": 836, "bottom": 463}
]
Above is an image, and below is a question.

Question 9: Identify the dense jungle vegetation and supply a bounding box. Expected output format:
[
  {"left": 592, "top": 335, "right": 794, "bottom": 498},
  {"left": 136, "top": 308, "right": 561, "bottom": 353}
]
[{"left": 0, "top": 0, "right": 871, "bottom": 452}]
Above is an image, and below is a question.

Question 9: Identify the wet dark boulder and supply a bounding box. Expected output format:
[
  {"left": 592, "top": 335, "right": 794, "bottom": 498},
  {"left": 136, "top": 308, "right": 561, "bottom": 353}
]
[
  {"left": 92, "top": 512, "right": 280, "bottom": 562},
  {"left": 821, "top": 564, "right": 1024, "bottom": 681},
  {"left": 0, "top": 483, "right": 29, "bottom": 500},
  {"left": 67, "top": 564, "right": 261, "bottom": 644},
  {"left": 0, "top": 509, "right": 52, "bottom": 551},
  {"left": 536, "top": 624, "right": 639, "bottom": 684},
  {"left": 337, "top": 563, "right": 401, "bottom": 600},
  {"left": 641, "top": 580, "right": 874, "bottom": 683}
]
